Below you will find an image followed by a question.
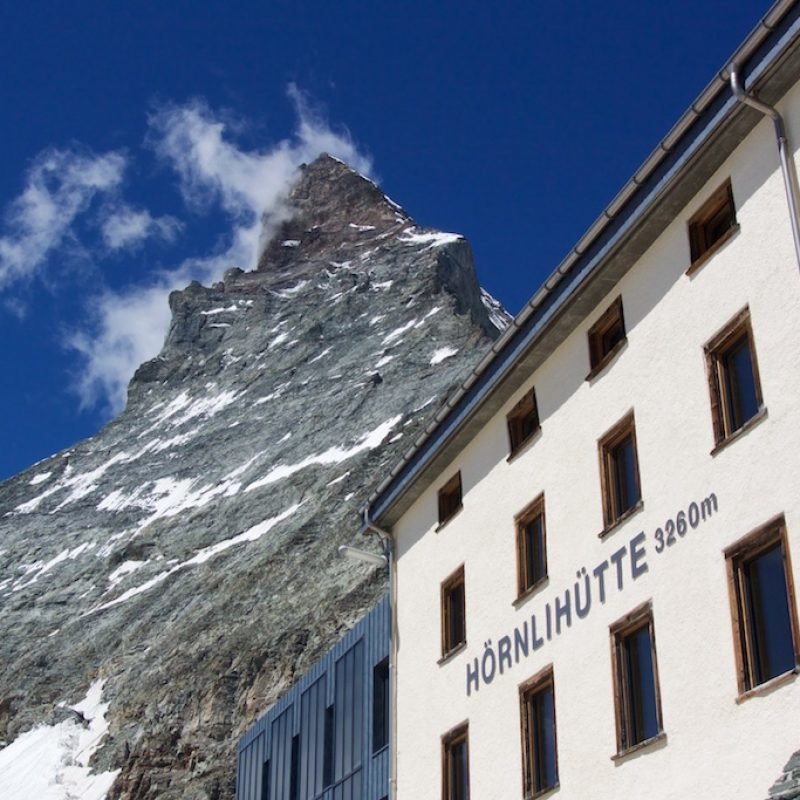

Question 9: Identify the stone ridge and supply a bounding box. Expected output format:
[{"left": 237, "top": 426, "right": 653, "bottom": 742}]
[{"left": 0, "top": 154, "right": 511, "bottom": 799}]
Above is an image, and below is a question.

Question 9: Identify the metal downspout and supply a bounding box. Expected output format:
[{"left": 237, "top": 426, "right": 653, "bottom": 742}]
[
  {"left": 362, "top": 510, "right": 397, "bottom": 800},
  {"left": 730, "top": 63, "right": 800, "bottom": 271}
]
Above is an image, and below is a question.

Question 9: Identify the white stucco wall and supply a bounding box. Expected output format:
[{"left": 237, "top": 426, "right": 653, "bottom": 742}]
[{"left": 392, "top": 79, "right": 800, "bottom": 800}]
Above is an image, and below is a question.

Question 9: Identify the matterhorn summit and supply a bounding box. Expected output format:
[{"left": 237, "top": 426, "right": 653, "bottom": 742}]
[{"left": 0, "top": 154, "right": 509, "bottom": 799}]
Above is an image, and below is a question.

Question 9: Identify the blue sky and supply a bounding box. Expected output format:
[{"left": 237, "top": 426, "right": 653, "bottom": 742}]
[{"left": 0, "top": 1, "right": 765, "bottom": 480}]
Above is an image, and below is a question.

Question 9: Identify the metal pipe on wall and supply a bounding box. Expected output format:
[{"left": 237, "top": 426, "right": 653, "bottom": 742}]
[
  {"left": 730, "top": 62, "right": 800, "bottom": 271},
  {"left": 362, "top": 510, "right": 398, "bottom": 800}
]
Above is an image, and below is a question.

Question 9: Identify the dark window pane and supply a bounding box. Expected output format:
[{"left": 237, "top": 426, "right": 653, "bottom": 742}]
[
  {"left": 531, "top": 686, "right": 558, "bottom": 792},
  {"left": 524, "top": 516, "right": 546, "bottom": 588},
  {"left": 289, "top": 735, "right": 299, "bottom": 800},
  {"left": 261, "top": 760, "right": 270, "bottom": 800},
  {"left": 723, "top": 337, "right": 759, "bottom": 431},
  {"left": 450, "top": 739, "right": 469, "bottom": 800},
  {"left": 439, "top": 474, "right": 462, "bottom": 524},
  {"left": 624, "top": 626, "right": 659, "bottom": 744},
  {"left": 601, "top": 318, "right": 625, "bottom": 355},
  {"left": 519, "top": 409, "right": 539, "bottom": 443},
  {"left": 323, "top": 706, "right": 334, "bottom": 787},
  {"left": 705, "top": 202, "right": 735, "bottom": 246},
  {"left": 372, "top": 660, "right": 390, "bottom": 752},
  {"left": 449, "top": 584, "right": 465, "bottom": 647},
  {"left": 745, "top": 544, "right": 796, "bottom": 685},
  {"left": 613, "top": 437, "right": 640, "bottom": 514},
  {"left": 689, "top": 181, "right": 736, "bottom": 263}
]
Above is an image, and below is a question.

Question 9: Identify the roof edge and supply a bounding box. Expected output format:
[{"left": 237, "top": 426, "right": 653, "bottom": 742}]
[{"left": 362, "top": 0, "right": 800, "bottom": 532}]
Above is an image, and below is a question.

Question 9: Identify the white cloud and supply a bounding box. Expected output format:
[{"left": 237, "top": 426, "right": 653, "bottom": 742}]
[
  {"left": 149, "top": 88, "right": 372, "bottom": 226},
  {"left": 100, "top": 204, "right": 182, "bottom": 251},
  {"left": 71, "top": 89, "right": 373, "bottom": 413},
  {"left": 68, "top": 227, "right": 256, "bottom": 412},
  {"left": 0, "top": 147, "right": 126, "bottom": 288}
]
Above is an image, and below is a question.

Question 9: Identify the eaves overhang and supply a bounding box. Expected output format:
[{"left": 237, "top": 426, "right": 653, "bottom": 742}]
[{"left": 362, "top": 0, "right": 800, "bottom": 532}]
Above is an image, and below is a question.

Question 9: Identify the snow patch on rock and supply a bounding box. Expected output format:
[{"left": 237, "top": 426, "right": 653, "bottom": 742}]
[
  {"left": 430, "top": 347, "right": 458, "bottom": 365},
  {"left": 245, "top": 416, "right": 401, "bottom": 493},
  {"left": 0, "top": 679, "right": 119, "bottom": 800},
  {"left": 91, "top": 504, "right": 301, "bottom": 612},
  {"left": 398, "top": 228, "right": 462, "bottom": 248}
]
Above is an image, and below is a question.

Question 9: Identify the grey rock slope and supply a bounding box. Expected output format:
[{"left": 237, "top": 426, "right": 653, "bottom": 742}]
[{"left": 0, "top": 155, "right": 510, "bottom": 798}]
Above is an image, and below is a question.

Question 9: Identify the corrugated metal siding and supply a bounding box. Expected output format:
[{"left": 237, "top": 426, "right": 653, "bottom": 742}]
[
  {"left": 299, "top": 677, "right": 326, "bottom": 798},
  {"left": 270, "top": 707, "right": 294, "bottom": 800},
  {"left": 238, "top": 732, "right": 266, "bottom": 800},
  {"left": 334, "top": 641, "right": 363, "bottom": 782},
  {"left": 236, "top": 596, "right": 390, "bottom": 800}
]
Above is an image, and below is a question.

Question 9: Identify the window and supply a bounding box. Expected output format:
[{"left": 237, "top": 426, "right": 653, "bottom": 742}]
[
  {"left": 705, "top": 308, "right": 763, "bottom": 447},
  {"left": 261, "top": 760, "right": 271, "bottom": 800},
  {"left": 587, "top": 296, "right": 626, "bottom": 377},
  {"left": 598, "top": 412, "right": 641, "bottom": 530},
  {"left": 372, "top": 659, "right": 390, "bottom": 752},
  {"left": 520, "top": 666, "right": 558, "bottom": 798},
  {"left": 725, "top": 516, "right": 800, "bottom": 694},
  {"left": 442, "top": 722, "right": 470, "bottom": 800},
  {"left": 323, "top": 705, "right": 334, "bottom": 787},
  {"left": 515, "top": 494, "right": 547, "bottom": 599},
  {"left": 610, "top": 603, "right": 663, "bottom": 754},
  {"left": 507, "top": 389, "right": 540, "bottom": 456},
  {"left": 688, "top": 179, "right": 737, "bottom": 271},
  {"left": 441, "top": 566, "right": 466, "bottom": 657},
  {"left": 438, "top": 472, "right": 463, "bottom": 527},
  {"left": 289, "top": 734, "right": 300, "bottom": 800}
]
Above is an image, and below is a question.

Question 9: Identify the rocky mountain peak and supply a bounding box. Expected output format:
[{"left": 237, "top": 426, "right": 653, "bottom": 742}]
[
  {"left": 256, "top": 154, "right": 410, "bottom": 279},
  {"left": 0, "top": 156, "right": 510, "bottom": 799}
]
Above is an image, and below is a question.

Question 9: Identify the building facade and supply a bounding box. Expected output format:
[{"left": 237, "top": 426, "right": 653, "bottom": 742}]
[
  {"left": 236, "top": 596, "right": 390, "bottom": 800},
  {"left": 362, "top": 3, "right": 800, "bottom": 799}
]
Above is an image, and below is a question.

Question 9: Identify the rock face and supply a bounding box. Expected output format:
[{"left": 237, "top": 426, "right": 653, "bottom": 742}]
[
  {"left": 0, "top": 155, "right": 510, "bottom": 799},
  {"left": 768, "top": 751, "right": 800, "bottom": 800}
]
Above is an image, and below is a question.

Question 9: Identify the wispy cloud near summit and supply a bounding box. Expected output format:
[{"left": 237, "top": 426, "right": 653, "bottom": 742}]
[
  {"left": 100, "top": 205, "right": 182, "bottom": 251},
  {"left": 0, "top": 146, "right": 126, "bottom": 288},
  {"left": 66, "top": 88, "right": 373, "bottom": 413}
]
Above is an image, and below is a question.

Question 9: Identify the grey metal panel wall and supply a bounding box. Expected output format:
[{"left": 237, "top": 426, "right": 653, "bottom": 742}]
[
  {"left": 365, "top": 600, "right": 390, "bottom": 800},
  {"left": 334, "top": 640, "right": 364, "bottom": 782},
  {"left": 270, "top": 707, "right": 294, "bottom": 800},
  {"left": 299, "top": 676, "right": 326, "bottom": 798},
  {"left": 332, "top": 771, "right": 361, "bottom": 800},
  {"left": 236, "top": 595, "right": 390, "bottom": 800},
  {"left": 238, "top": 732, "right": 266, "bottom": 800}
]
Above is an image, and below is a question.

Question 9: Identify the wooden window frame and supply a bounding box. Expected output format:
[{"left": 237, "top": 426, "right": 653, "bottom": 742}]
[
  {"left": 725, "top": 515, "right": 800, "bottom": 696},
  {"left": 442, "top": 721, "right": 470, "bottom": 800},
  {"left": 507, "top": 388, "right": 540, "bottom": 457},
  {"left": 705, "top": 307, "right": 764, "bottom": 449},
  {"left": 598, "top": 411, "right": 642, "bottom": 532},
  {"left": 519, "top": 665, "right": 559, "bottom": 799},
  {"left": 437, "top": 471, "right": 463, "bottom": 528},
  {"left": 687, "top": 179, "right": 738, "bottom": 274},
  {"left": 587, "top": 296, "right": 626, "bottom": 379},
  {"left": 441, "top": 565, "right": 466, "bottom": 658},
  {"left": 515, "top": 493, "right": 547, "bottom": 601},
  {"left": 609, "top": 601, "right": 664, "bottom": 756}
]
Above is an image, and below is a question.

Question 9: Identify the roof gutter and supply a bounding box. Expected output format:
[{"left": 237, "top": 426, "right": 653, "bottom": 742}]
[
  {"left": 730, "top": 61, "right": 800, "bottom": 269},
  {"left": 361, "top": 0, "right": 800, "bottom": 531}
]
